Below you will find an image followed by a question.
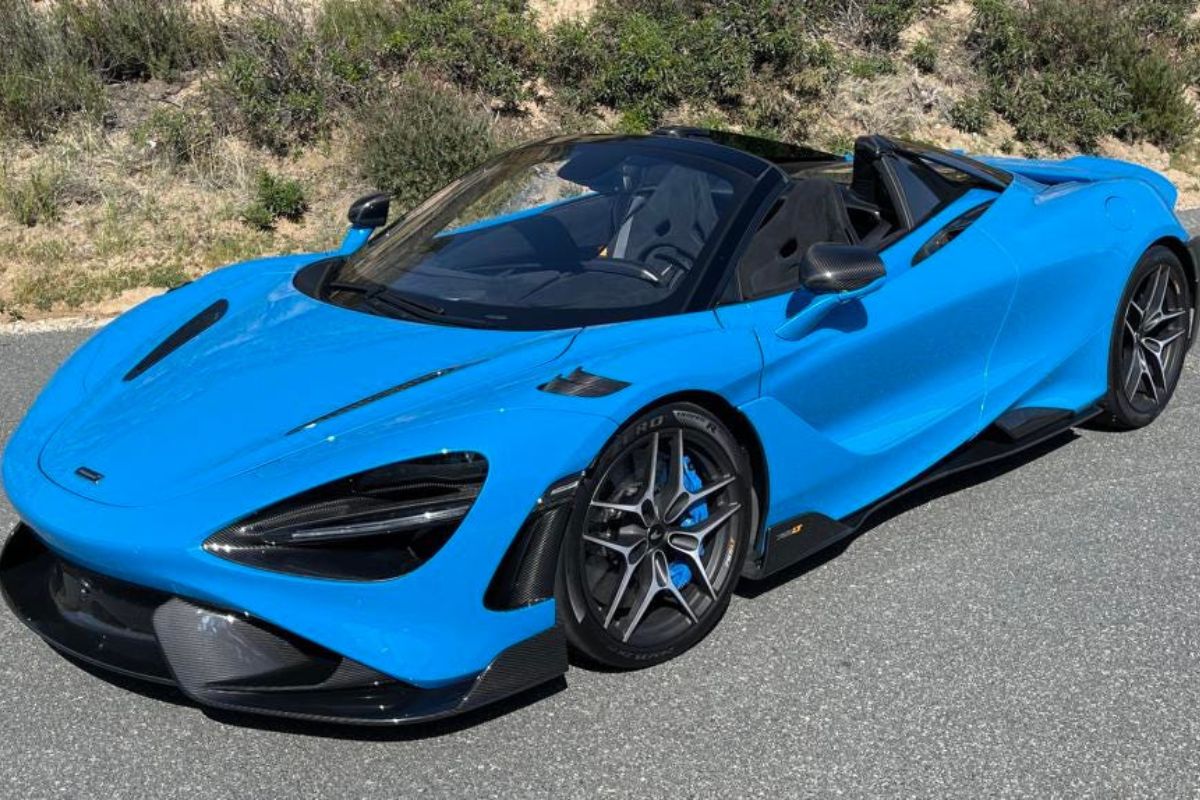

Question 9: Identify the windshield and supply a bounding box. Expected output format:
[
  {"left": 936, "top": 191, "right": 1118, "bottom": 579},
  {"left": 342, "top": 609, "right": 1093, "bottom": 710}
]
[{"left": 324, "top": 138, "right": 750, "bottom": 329}]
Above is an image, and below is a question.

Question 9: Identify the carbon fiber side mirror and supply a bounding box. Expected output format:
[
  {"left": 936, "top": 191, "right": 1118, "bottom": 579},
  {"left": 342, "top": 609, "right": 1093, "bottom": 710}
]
[{"left": 800, "top": 243, "right": 886, "bottom": 294}]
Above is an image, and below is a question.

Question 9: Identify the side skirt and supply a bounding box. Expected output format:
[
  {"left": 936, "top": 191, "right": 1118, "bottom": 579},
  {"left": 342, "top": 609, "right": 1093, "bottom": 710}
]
[{"left": 744, "top": 404, "right": 1102, "bottom": 580}]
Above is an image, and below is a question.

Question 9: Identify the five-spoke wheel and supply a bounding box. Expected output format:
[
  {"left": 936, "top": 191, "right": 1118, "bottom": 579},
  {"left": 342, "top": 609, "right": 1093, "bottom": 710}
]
[
  {"left": 557, "top": 402, "right": 753, "bottom": 668},
  {"left": 1102, "top": 245, "right": 1195, "bottom": 429}
]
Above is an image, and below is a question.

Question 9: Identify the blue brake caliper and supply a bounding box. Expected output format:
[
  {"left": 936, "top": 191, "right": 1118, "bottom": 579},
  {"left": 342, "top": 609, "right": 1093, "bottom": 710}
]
[{"left": 668, "top": 455, "right": 708, "bottom": 589}]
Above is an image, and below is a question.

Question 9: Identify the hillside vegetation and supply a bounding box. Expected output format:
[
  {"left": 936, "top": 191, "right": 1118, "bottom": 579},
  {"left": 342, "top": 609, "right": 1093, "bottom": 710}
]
[{"left": 2, "top": 0, "right": 1200, "bottom": 320}]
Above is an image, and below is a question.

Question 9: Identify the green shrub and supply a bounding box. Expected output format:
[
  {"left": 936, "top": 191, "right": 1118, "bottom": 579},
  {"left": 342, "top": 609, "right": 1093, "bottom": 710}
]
[
  {"left": 1, "top": 166, "right": 67, "bottom": 227},
  {"left": 386, "top": 0, "right": 544, "bottom": 107},
  {"left": 241, "top": 170, "right": 308, "bottom": 230},
  {"left": 208, "top": 2, "right": 345, "bottom": 154},
  {"left": 860, "top": 0, "right": 942, "bottom": 50},
  {"left": 316, "top": 0, "right": 406, "bottom": 84},
  {"left": 135, "top": 106, "right": 217, "bottom": 168},
  {"left": 1126, "top": 52, "right": 1196, "bottom": 149},
  {"left": 909, "top": 39, "right": 937, "bottom": 73},
  {"left": 57, "top": 0, "right": 220, "bottom": 82},
  {"left": 949, "top": 94, "right": 990, "bottom": 134},
  {"left": 548, "top": 1, "right": 810, "bottom": 125},
  {"left": 968, "top": 0, "right": 1195, "bottom": 151},
  {"left": 848, "top": 54, "right": 896, "bottom": 79},
  {"left": 0, "top": 0, "right": 105, "bottom": 140},
  {"left": 355, "top": 78, "right": 497, "bottom": 212}
]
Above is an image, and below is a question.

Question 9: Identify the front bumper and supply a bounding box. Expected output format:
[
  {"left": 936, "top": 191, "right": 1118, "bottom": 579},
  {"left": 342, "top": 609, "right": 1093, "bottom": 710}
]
[{"left": 0, "top": 524, "right": 567, "bottom": 725}]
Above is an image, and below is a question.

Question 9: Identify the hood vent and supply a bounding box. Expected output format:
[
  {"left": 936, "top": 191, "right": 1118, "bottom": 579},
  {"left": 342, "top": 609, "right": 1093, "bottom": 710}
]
[
  {"left": 124, "top": 300, "right": 229, "bottom": 382},
  {"left": 286, "top": 364, "right": 466, "bottom": 436}
]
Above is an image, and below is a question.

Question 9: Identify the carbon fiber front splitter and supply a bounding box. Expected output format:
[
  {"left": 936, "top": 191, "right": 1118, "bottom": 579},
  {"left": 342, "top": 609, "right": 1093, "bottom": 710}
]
[{"left": 0, "top": 524, "right": 567, "bottom": 725}]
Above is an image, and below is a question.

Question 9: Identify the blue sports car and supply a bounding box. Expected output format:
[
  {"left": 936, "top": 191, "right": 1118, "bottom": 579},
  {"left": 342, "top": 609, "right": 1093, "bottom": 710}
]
[{"left": 2, "top": 129, "right": 1196, "bottom": 725}]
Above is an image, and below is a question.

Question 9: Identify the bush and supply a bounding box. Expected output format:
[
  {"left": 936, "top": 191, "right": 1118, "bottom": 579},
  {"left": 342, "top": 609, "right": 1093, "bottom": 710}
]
[
  {"left": 968, "top": 0, "right": 1195, "bottom": 151},
  {"left": 848, "top": 54, "right": 896, "bottom": 79},
  {"left": 316, "top": 0, "right": 406, "bottom": 84},
  {"left": 0, "top": 166, "right": 66, "bottom": 226},
  {"left": 949, "top": 94, "right": 990, "bottom": 134},
  {"left": 386, "top": 0, "right": 544, "bottom": 107},
  {"left": 0, "top": 0, "right": 105, "bottom": 140},
  {"left": 208, "top": 2, "right": 346, "bottom": 155},
  {"left": 135, "top": 106, "right": 217, "bottom": 168},
  {"left": 909, "top": 39, "right": 937, "bottom": 74},
  {"left": 859, "top": 0, "right": 942, "bottom": 50},
  {"left": 355, "top": 78, "right": 497, "bottom": 212},
  {"left": 241, "top": 170, "right": 308, "bottom": 230},
  {"left": 548, "top": 1, "right": 832, "bottom": 126},
  {"left": 57, "top": 0, "right": 220, "bottom": 82}
]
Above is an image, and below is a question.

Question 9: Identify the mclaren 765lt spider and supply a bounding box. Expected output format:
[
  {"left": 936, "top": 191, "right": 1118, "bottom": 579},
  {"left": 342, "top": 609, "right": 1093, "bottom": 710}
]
[{"left": 2, "top": 129, "right": 1196, "bottom": 725}]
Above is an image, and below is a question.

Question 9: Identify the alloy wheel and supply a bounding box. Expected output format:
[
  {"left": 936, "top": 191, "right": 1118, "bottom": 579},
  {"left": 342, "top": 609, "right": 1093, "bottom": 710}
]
[
  {"left": 1120, "top": 262, "right": 1191, "bottom": 414},
  {"left": 579, "top": 426, "right": 743, "bottom": 648}
]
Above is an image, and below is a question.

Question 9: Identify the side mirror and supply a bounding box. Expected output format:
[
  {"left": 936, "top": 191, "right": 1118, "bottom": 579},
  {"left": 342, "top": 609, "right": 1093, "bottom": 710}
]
[
  {"left": 800, "top": 243, "right": 886, "bottom": 294},
  {"left": 776, "top": 243, "right": 886, "bottom": 341},
  {"left": 347, "top": 193, "right": 391, "bottom": 230}
]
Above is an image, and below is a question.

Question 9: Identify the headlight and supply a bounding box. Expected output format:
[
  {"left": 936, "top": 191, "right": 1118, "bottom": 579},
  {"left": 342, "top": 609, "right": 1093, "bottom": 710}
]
[{"left": 204, "top": 452, "right": 486, "bottom": 580}]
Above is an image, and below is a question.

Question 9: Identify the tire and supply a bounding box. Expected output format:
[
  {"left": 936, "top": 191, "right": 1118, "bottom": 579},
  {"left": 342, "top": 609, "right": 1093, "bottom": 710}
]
[
  {"left": 1100, "top": 245, "right": 1195, "bottom": 430},
  {"left": 555, "top": 401, "right": 755, "bottom": 670}
]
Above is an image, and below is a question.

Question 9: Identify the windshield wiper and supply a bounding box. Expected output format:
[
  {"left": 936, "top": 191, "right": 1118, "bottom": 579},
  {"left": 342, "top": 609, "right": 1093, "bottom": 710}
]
[
  {"left": 326, "top": 280, "right": 444, "bottom": 320},
  {"left": 377, "top": 288, "right": 444, "bottom": 316}
]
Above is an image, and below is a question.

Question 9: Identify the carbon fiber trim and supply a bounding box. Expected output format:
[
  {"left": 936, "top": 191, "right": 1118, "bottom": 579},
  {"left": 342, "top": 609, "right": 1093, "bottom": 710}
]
[
  {"left": 538, "top": 368, "right": 630, "bottom": 398},
  {"left": 745, "top": 404, "right": 1101, "bottom": 580},
  {"left": 485, "top": 474, "right": 582, "bottom": 610},
  {"left": 458, "top": 626, "right": 567, "bottom": 713},
  {"left": 124, "top": 299, "right": 228, "bottom": 381},
  {"left": 0, "top": 524, "right": 173, "bottom": 683},
  {"left": 286, "top": 365, "right": 466, "bottom": 435},
  {"left": 800, "top": 244, "right": 885, "bottom": 293},
  {"left": 1, "top": 525, "right": 569, "bottom": 725}
]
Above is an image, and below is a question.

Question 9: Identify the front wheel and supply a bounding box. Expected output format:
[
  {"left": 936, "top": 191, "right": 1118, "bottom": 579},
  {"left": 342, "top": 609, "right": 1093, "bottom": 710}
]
[
  {"left": 556, "top": 402, "right": 754, "bottom": 669},
  {"left": 1100, "top": 246, "right": 1194, "bottom": 430}
]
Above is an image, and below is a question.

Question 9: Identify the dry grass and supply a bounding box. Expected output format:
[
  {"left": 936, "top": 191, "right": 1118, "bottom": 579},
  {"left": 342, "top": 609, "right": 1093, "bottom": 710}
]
[
  {"left": 2, "top": 0, "right": 1199, "bottom": 322},
  {"left": 0, "top": 112, "right": 364, "bottom": 319}
]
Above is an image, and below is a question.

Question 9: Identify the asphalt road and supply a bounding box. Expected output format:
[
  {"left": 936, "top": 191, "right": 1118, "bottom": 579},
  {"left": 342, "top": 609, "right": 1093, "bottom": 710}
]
[{"left": 2, "top": 326, "right": 1200, "bottom": 798}]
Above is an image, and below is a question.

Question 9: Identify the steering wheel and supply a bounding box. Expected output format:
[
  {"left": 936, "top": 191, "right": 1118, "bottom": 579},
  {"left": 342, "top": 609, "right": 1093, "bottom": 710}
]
[
  {"left": 583, "top": 258, "right": 662, "bottom": 286},
  {"left": 637, "top": 243, "right": 693, "bottom": 276}
]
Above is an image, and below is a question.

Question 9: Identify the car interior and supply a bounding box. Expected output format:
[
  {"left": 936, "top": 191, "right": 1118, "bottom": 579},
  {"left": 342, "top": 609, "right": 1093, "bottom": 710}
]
[{"left": 733, "top": 135, "right": 987, "bottom": 300}]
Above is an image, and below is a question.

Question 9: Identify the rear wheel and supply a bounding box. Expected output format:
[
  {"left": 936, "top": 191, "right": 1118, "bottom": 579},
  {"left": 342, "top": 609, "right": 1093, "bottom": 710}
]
[
  {"left": 1100, "top": 246, "right": 1194, "bottom": 430},
  {"left": 556, "top": 402, "right": 754, "bottom": 669}
]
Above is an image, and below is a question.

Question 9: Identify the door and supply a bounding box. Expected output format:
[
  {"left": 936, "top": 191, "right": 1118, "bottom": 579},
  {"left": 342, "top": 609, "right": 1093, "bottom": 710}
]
[{"left": 722, "top": 189, "right": 1019, "bottom": 523}]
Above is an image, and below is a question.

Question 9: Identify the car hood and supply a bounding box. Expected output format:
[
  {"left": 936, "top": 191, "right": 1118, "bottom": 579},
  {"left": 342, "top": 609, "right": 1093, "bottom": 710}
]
[{"left": 37, "top": 280, "right": 577, "bottom": 507}]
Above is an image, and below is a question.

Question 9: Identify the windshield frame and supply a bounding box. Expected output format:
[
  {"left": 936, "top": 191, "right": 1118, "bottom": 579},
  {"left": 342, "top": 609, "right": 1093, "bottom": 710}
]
[{"left": 317, "top": 135, "right": 775, "bottom": 331}]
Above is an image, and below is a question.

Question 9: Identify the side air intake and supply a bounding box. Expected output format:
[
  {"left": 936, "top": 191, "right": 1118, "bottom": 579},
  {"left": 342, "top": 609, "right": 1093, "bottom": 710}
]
[{"left": 124, "top": 300, "right": 228, "bottom": 382}]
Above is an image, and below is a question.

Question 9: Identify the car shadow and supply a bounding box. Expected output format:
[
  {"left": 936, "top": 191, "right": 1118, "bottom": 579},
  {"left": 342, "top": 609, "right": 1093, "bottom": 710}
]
[{"left": 735, "top": 429, "right": 1080, "bottom": 600}]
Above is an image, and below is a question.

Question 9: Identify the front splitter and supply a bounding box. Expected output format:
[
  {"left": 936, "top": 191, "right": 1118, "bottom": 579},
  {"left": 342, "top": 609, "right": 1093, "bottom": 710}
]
[{"left": 1, "top": 524, "right": 567, "bottom": 725}]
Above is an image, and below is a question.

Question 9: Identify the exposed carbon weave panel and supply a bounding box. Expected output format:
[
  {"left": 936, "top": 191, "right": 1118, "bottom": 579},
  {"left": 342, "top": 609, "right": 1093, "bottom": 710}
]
[
  {"left": 485, "top": 474, "right": 582, "bottom": 610},
  {"left": 286, "top": 365, "right": 465, "bottom": 434},
  {"left": 0, "top": 524, "right": 173, "bottom": 683},
  {"left": 0, "top": 526, "right": 568, "bottom": 725},
  {"left": 124, "top": 299, "right": 228, "bottom": 381},
  {"left": 538, "top": 368, "right": 630, "bottom": 398},
  {"left": 457, "top": 626, "right": 568, "bottom": 713},
  {"left": 800, "top": 244, "right": 885, "bottom": 293}
]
